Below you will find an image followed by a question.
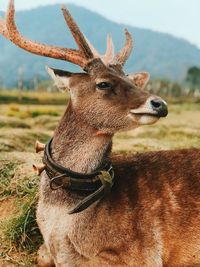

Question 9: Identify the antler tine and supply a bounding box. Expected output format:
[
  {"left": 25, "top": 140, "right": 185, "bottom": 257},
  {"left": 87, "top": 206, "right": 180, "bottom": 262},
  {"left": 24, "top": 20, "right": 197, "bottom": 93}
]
[
  {"left": 82, "top": 34, "right": 100, "bottom": 58},
  {"left": 61, "top": 5, "right": 94, "bottom": 60},
  {"left": 114, "top": 29, "right": 133, "bottom": 66},
  {"left": 82, "top": 34, "right": 115, "bottom": 65},
  {"left": 0, "top": 17, "right": 9, "bottom": 38},
  {"left": 103, "top": 34, "right": 115, "bottom": 63},
  {"left": 2, "top": 0, "right": 88, "bottom": 67}
]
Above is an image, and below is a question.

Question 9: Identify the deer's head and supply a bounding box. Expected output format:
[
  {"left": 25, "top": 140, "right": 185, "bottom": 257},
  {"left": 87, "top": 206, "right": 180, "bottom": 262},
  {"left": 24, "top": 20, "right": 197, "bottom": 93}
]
[{"left": 0, "top": 0, "right": 168, "bottom": 133}]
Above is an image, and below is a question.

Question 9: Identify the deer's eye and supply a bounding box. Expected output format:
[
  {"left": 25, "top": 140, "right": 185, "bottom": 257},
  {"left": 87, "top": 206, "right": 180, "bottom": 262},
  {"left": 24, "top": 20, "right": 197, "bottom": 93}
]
[{"left": 96, "top": 82, "right": 112, "bottom": 90}]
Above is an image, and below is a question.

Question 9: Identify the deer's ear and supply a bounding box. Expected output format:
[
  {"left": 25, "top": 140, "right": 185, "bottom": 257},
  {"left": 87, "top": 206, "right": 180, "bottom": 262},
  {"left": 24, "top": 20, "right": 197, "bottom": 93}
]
[
  {"left": 46, "top": 66, "right": 73, "bottom": 91},
  {"left": 128, "top": 72, "right": 150, "bottom": 90}
]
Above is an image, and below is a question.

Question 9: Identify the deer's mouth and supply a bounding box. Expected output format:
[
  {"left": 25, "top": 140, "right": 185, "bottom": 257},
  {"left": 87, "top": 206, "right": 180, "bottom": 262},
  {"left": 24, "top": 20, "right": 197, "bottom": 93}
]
[
  {"left": 128, "top": 110, "right": 160, "bottom": 125},
  {"left": 130, "top": 111, "right": 159, "bottom": 117}
]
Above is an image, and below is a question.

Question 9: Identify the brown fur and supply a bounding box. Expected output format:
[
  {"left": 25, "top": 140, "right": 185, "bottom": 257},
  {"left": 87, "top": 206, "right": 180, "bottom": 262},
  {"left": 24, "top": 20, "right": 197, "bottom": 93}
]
[
  {"left": 36, "top": 60, "right": 198, "bottom": 267},
  {"left": 37, "top": 145, "right": 200, "bottom": 267},
  {"left": 36, "top": 78, "right": 199, "bottom": 266}
]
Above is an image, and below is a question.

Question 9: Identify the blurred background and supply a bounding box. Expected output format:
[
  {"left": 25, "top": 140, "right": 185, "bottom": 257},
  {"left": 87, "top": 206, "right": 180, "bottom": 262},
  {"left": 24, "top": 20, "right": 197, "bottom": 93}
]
[
  {"left": 0, "top": 0, "right": 200, "bottom": 92},
  {"left": 0, "top": 1, "right": 199, "bottom": 266}
]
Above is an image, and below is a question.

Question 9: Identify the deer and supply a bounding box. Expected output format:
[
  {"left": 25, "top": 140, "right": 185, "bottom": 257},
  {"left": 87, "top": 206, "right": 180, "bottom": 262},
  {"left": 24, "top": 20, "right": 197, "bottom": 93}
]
[{"left": 1, "top": 1, "right": 200, "bottom": 266}]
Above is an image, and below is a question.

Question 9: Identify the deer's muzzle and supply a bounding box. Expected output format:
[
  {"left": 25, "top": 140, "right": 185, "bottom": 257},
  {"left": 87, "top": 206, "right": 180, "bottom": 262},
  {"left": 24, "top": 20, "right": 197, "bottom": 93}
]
[{"left": 130, "top": 96, "right": 168, "bottom": 118}]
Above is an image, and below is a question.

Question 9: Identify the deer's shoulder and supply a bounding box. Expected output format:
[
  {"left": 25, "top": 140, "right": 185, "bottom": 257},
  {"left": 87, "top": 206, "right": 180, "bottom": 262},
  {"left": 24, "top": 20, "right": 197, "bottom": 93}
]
[{"left": 111, "top": 148, "right": 200, "bottom": 191}]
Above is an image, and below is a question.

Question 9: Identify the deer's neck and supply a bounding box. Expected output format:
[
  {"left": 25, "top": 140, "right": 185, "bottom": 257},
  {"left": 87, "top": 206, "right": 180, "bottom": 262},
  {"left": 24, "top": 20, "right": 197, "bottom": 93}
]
[{"left": 51, "top": 103, "right": 112, "bottom": 173}]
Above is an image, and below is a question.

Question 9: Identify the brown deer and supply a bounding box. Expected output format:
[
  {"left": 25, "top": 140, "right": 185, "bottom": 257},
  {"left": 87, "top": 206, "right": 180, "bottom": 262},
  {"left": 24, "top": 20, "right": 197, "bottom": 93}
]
[{"left": 1, "top": 1, "right": 200, "bottom": 266}]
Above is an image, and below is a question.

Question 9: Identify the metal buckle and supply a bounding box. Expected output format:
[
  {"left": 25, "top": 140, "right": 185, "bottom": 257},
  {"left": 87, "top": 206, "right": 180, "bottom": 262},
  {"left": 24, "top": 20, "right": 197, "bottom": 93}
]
[
  {"left": 49, "top": 173, "right": 67, "bottom": 190},
  {"left": 98, "top": 170, "right": 114, "bottom": 195}
]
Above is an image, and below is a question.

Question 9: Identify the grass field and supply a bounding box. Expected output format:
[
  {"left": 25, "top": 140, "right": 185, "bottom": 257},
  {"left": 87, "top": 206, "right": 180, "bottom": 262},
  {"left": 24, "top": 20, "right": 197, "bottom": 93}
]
[{"left": 0, "top": 99, "right": 199, "bottom": 266}]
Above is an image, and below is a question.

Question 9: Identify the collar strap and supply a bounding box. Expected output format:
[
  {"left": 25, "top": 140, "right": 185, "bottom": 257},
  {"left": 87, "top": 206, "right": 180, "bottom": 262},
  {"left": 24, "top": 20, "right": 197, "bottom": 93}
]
[{"left": 43, "top": 138, "right": 114, "bottom": 214}]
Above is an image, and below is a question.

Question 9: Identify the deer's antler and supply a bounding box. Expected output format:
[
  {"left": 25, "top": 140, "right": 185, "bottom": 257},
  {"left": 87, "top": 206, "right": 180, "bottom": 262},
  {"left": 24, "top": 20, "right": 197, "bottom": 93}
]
[
  {"left": 0, "top": 0, "right": 133, "bottom": 69},
  {"left": 82, "top": 33, "right": 115, "bottom": 65},
  {"left": 114, "top": 29, "right": 133, "bottom": 66},
  {"left": 61, "top": 6, "right": 93, "bottom": 60},
  {"left": 0, "top": 17, "right": 9, "bottom": 38},
  {"left": 0, "top": 0, "right": 93, "bottom": 68}
]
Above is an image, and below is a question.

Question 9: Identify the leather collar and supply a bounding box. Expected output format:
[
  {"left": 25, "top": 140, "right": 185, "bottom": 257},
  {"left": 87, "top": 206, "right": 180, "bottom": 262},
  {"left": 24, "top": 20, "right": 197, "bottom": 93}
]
[{"left": 43, "top": 138, "right": 114, "bottom": 214}]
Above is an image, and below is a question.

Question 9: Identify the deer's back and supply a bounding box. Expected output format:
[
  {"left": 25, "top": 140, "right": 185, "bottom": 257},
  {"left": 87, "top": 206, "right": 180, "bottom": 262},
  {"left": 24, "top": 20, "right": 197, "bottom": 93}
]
[
  {"left": 102, "top": 148, "right": 200, "bottom": 266},
  {"left": 112, "top": 148, "right": 200, "bottom": 205},
  {"left": 110, "top": 148, "right": 200, "bottom": 231}
]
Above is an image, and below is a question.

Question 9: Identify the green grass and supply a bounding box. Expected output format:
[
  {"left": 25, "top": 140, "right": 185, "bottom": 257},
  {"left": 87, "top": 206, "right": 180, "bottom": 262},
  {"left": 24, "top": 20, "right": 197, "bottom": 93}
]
[
  {"left": 0, "top": 117, "right": 30, "bottom": 129},
  {"left": 7, "top": 108, "right": 60, "bottom": 119},
  {"left": 6, "top": 200, "right": 40, "bottom": 252},
  {"left": 0, "top": 89, "right": 69, "bottom": 105},
  {"left": 0, "top": 161, "right": 17, "bottom": 198},
  {"left": 0, "top": 155, "right": 42, "bottom": 266},
  {"left": 0, "top": 130, "right": 51, "bottom": 152},
  {"left": 2, "top": 195, "right": 41, "bottom": 251}
]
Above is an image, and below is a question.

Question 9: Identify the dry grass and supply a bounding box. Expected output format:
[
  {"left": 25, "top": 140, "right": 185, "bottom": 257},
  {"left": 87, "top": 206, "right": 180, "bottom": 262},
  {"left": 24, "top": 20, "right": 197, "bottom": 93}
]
[
  {"left": 0, "top": 101, "right": 199, "bottom": 266},
  {"left": 114, "top": 106, "right": 200, "bottom": 152},
  {"left": 0, "top": 89, "right": 69, "bottom": 105}
]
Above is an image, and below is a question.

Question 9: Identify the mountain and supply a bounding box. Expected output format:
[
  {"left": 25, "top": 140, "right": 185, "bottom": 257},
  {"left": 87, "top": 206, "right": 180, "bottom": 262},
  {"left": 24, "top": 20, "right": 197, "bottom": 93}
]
[{"left": 0, "top": 4, "right": 200, "bottom": 87}]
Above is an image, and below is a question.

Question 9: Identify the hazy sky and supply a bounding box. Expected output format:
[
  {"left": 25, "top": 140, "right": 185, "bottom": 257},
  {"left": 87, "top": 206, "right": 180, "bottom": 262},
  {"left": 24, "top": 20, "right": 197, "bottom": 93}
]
[{"left": 0, "top": 0, "right": 199, "bottom": 48}]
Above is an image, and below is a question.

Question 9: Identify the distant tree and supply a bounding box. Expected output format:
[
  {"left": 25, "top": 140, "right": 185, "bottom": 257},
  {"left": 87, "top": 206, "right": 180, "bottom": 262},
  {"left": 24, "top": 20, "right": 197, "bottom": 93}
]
[
  {"left": 171, "top": 82, "right": 182, "bottom": 97},
  {"left": 0, "top": 76, "right": 4, "bottom": 89},
  {"left": 37, "top": 80, "right": 54, "bottom": 92},
  {"left": 17, "top": 66, "right": 25, "bottom": 101},
  {"left": 185, "top": 66, "right": 200, "bottom": 87}
]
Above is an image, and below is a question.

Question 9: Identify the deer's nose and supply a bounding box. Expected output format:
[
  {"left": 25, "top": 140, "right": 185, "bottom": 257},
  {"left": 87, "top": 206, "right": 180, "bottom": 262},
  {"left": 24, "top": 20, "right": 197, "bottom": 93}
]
[{"left": 150, "top": 99, "right": 168, "bottom": 117}]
